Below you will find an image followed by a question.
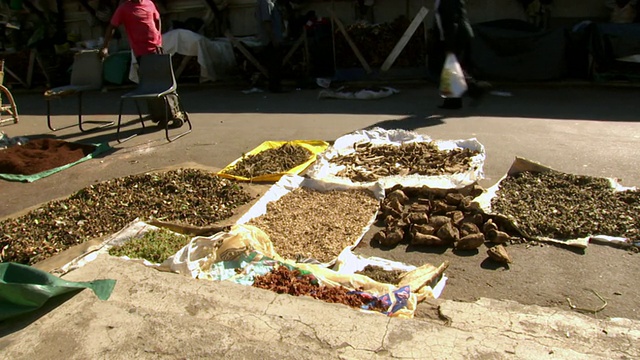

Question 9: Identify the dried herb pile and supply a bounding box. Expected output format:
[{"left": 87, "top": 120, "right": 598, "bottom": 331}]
[
  {"left": 224, "top": 143, "right": 312, "bottom": 178},
  {"left": 253, "top": 266, "right": 385, "bottom": 311},
  {"left": 248, "top": 187, "right": 379, "bottom": 263},
  {"left": 108, "top": 228, "right": 189, "bottom": 263},
  {"left": 0, "top": 169, "right": 252, "bottom": 265},
  {"left": 335, "top": 17, "right": 426, "bottom": 68},
  {"left": 491, "top": 171, "right": 640, "bottom": 241},
  {"left": 355, "top": 265, "right": 405, "bottom": 284},
  {"left": 332, "top": 142, "right": 479, "bottom": 182}
]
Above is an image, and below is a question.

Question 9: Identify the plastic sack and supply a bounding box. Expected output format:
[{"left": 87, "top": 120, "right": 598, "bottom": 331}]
[
  {"left": 0, "top": 262, "right": 116, "bottom": 321},
  {"left": 440, "top": 53, "right": 467, "bottom": 98},
  {"left": 159, "top": 224, "right": 285, "bottom": 278}
]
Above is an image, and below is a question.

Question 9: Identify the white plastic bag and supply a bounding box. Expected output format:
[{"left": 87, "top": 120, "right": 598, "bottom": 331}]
[{"left": 439, "top": 53, "right": 467, "bottom": 98}]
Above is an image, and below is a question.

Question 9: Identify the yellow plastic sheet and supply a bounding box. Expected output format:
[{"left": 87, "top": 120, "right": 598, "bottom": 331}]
[{"left": 218, "top": 140, "right": 329, "bottom": 182}]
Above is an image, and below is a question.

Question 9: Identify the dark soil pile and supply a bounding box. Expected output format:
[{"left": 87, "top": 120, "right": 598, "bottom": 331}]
[
  {"left": 0, "top": 169, "right": 252, "bottom": 265},
  {"left": 253, "top": 266, "right": 385, "bottom": 311},
  {"left": 491, "top": 171, "right": 640, "bottom": 241},
  {"left": 223, "top": 143, "right": 312, "bottom": 178},
  {"left": 0, "top": 138, "right": 96, "bottom": 175},
  {"left": 333, "top": 142, "right": 479, "bottom": 183}
]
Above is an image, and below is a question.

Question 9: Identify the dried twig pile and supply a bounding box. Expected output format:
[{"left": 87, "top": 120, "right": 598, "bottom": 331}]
[
  {"left": 333, "top": 142, "right": 479, "bottom": 182},
  {"left": 224, "top": 143, "right": 312, "bottom": 178},
  {"left": 248, "top": 187, "right": 379, "bottom": 263}
]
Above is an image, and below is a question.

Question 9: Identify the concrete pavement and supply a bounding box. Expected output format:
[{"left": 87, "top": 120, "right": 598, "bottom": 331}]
[{"left": 1, "top": 255, "right": 639, "bottom": 359}]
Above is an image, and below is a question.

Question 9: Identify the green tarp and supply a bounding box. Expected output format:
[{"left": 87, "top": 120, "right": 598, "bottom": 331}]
[{"left": 0, "top": 262, "right": 116, "bottom": 321}]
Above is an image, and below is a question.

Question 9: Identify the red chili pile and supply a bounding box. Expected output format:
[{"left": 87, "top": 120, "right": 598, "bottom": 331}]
[{"left": 253, "top": 266, "right": 386, "bottom": 311}]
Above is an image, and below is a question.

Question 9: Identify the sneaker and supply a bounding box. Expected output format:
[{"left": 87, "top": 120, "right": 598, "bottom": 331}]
[{"left": 438, "top": 98, "right": 463, "bottom": 110}]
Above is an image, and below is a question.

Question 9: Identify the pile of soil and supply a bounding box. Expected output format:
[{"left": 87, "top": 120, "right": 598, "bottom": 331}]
[
  {"left": 223, "top": 143, "right": 311, "bottom": 178},
  {"left": 0, "top": 138, "right": 96, "bottom": 175},
  {"left": 253, "top": 266, "right": 385, "bottom": 311},
  {"left": 0, "top": 169, "right": 253, "bottom": 265}
]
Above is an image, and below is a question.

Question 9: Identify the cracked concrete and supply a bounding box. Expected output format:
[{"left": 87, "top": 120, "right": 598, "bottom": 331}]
[{"left": 1, "top": 256, "right": 638, "bottom": 359}]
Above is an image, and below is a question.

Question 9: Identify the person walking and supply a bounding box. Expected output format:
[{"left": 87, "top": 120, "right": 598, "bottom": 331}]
[
  {"left": 256, "top": 0, "right": 285, "bottom": 93},
  {"left": 430, "top": 0, "right": 482, "bottom": 109}
]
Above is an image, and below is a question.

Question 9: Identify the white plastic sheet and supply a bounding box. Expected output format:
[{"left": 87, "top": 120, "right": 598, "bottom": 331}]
[
  {"left": 306, "top": 128, "right": 486, "bottom": 189},
  {"left": 129, "top": 29, "right": 237, "bottom": 83},
  {"left": 318, "top": 87, "right": 399, "bottom": 100}
]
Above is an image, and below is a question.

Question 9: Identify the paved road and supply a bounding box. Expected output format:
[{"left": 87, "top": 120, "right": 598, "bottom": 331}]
[{"left": 1, "top": 82, "right": 639, "bottom": 359}]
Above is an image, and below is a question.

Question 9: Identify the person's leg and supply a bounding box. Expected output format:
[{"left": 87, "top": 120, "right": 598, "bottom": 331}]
[{"left": 266, "top": 42, "right": 283, "bottom": 92}]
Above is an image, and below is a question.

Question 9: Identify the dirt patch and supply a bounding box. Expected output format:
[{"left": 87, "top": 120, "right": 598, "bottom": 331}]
[
  {"left": 0, "top": 139, "right": 96, "bottom": 175},
  {"left": 0, "top": 169, "right": 253, "bottom": 265}
]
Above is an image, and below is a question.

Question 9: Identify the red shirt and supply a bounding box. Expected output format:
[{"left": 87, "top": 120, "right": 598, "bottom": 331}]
[{"left": 111, "top": 0, "right": 162, "bottom": 57}]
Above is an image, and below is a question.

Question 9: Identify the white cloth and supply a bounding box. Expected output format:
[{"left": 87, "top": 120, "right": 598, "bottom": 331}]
[{"left": 128, "top": 29, "right": 237, "bottom": 83}]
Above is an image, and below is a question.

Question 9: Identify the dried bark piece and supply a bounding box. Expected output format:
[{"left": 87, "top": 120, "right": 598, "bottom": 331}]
[
  {"left": 470, "top": 184, "right": 485, "bottom": 197},
  {"left": 387, "top": 189, "right": 409, "bottom": 204},
  {"left": 444, "top": 192, "right": 465, "bottom": 206},
  {"left": 482, "top": 219, "right": 499, "bottom": 234},
  {"left": 487, "top": 244, "right": 512, "bottom": 264},
  {"left": 487, "top": 229, "right": 510, "bottom": 244},
  {"left": 411, "top": 233, "right": 448, "bottom": 246},
  {"left": 386, "top": 198, "right": 403, "bottom": 213},
  {"left": 437, "top": 222, "right": 460, "bottom": 243},
  {"left": 373, "top": 230, "right": 387, "bottom": 244},
  {"left": 420, "top": 187, "right": 448, "bottom": 199},
  {"left": 447, "top": 210, "right": 465, "bottom": 227},
  {"left": 429, "top": 215, "right": 451, "bottom": 229},
  {"left": 405, "top": 212, "right": 429, "bottom": 225},
  {"left": 432, "top": 200, "right": 457, "bottom": 214},
  {"left": 460, "top": 222, "right": 481, "bottom": 237},
  {"left": 456, "top": 233, "right": 485, "bottom": 250},
  {"left": 381, "top": 205, "right": 402, "bottom": 219},
  {"left": 380, "top": 228, "right": 404, "bottom": 247},
  {"left": 412, "top": 224, "right": 436, "bottom": 235},
  {"left": 459, "top": 197, "right": 482, "bottom": 214},
  {"left": 409, "top": 203, "right": 430, "bottom": 213},
  {"left": 463, "top": 213, "right": 484, "bottom": 226}
]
